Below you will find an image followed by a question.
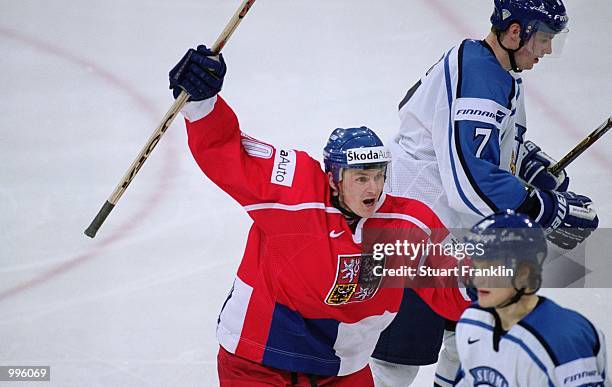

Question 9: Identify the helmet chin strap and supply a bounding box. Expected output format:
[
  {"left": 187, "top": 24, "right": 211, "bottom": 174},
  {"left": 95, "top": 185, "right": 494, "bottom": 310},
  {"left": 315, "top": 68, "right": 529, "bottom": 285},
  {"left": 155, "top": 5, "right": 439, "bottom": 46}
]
[
  {"left": 331, "top": 194, "right": 360, "bottom": 222},
  {"left": 496, "top": 32, "right": 523, "bottom": 73},
  {"left": 495, "top": 275, "right": 540, "bottom": 309},
  {"left": 329, "top": 174, "right": 361, "bottom": 221},
  {"left": 495, "top": 287, "right": 526, "bottom": 309}
]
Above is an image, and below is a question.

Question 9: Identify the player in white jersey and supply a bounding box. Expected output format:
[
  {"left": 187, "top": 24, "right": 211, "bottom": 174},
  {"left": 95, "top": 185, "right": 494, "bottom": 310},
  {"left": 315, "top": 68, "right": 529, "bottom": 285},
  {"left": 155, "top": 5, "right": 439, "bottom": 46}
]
[
  {"left": 455, "top": 210, "right": 609, "bottom": 387},
  {"left": 371, "top": 0, "right": 599, "bottom": 386}
]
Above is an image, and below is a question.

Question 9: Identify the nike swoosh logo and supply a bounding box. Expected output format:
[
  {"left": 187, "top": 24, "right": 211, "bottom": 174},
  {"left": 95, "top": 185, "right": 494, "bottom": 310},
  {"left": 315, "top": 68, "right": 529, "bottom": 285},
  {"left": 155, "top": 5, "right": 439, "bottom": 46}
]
[
  {"left": 468, "top": 338, "right": 480, "bottom": 345},
  {"left": 329, "top": 230, "right": 345, "bottom": 238}
]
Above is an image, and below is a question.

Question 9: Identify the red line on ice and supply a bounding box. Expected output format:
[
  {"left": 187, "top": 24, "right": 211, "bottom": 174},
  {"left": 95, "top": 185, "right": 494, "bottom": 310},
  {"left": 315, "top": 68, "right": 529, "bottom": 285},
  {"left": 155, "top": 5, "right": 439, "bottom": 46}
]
[{"left": 0, "top": 28, "right": 177, "bottom": 302}]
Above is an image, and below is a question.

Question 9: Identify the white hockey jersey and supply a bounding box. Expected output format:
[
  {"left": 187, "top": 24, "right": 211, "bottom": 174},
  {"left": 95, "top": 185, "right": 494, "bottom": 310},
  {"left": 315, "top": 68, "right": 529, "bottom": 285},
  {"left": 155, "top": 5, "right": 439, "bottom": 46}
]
[
  {"left": 455, "top": 298, "right": 610, "bottom": 387},
  {"left": 391, "top": 39, "right": 530, "bottom": 229}
]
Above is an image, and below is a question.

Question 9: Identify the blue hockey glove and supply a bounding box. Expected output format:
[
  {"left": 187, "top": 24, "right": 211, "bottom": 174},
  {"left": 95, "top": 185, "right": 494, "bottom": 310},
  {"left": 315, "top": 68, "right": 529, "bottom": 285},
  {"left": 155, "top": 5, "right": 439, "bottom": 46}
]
[
  {"left": 536, "top": 190, "right": 598, "bottom": 250},
  {"left": 169, "top": 45, "right": 226, "bottom": 101},
  {"left": 518, "top": 141, "right": 569, "bottom": 191}
]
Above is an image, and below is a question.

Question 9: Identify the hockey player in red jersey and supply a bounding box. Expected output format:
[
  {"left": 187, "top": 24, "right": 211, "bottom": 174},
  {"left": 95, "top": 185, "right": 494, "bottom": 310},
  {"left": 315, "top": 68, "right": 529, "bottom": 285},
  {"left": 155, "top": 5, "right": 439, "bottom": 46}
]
[{"left": 168, "top": 45, "right": 470, "bottom": 386}]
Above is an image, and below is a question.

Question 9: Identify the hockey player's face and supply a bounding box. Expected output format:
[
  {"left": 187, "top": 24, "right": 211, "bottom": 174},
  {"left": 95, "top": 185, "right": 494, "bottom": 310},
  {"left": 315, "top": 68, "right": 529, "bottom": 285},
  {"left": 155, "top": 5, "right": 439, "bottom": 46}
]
[
  {"left": 476, "top": 287, "right": 517, "bottom": 308},
  {"left": 516, "top": 32, "right": 555, "bottom": 70},
  {"left": 471, "top": 258, "right": 515, "bottom": 308},
  {"left": 338, "top": 168, "right": 385, "bottom": 218},
  {"left": 473, "top": 258, "right": 537, "bottom": 308}
]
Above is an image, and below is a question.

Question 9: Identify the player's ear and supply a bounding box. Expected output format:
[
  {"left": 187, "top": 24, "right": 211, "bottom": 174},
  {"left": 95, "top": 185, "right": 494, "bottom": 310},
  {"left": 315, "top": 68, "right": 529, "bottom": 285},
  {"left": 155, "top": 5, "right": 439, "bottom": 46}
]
[
  {"left": 515, "top": 263, "right": 532, "bottom": 289},
  {"left": 506, "top": 22, "right": 522, "bottom": 49},
  {"left": 328, "top": 172, "right": 339, "bottom": 196}
]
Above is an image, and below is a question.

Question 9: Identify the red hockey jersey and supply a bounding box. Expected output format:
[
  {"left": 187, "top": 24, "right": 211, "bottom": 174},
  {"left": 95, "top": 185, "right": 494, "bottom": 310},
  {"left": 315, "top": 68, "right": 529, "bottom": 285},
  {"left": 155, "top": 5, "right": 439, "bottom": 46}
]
[{"left": 182, "top": 95, "right": 469, "bottom": 376}]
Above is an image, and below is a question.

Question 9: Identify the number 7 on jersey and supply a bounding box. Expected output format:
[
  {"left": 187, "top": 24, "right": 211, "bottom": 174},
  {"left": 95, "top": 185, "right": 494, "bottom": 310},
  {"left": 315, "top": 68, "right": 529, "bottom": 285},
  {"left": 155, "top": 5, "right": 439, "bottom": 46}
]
[{"left": 474, "top": 128, "right": 492, "bottom": 158}]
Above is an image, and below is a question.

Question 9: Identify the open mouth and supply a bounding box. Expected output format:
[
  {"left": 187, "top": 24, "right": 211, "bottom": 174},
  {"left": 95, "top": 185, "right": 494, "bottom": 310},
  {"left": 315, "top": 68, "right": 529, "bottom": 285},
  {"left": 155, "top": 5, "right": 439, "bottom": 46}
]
[{"left": 363, "top": 198, "right": 376, "bottom": 207}]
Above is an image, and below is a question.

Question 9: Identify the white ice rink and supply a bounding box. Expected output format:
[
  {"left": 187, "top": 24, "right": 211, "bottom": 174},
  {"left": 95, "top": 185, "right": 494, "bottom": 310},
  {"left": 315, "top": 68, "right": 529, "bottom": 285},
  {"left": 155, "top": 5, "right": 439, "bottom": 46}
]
[{"left": 1, "top": 0, "right": 611, "bottom": 385}]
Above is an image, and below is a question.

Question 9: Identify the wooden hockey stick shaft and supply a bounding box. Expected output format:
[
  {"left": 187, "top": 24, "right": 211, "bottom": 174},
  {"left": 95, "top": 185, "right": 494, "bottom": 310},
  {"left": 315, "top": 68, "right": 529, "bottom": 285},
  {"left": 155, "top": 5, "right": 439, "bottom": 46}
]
[
  {"left": 85, "top": 0, "right": 256, "bottom": 238},
  {"left": 549, "top": 114, "right": 612, "bottom": 176}
]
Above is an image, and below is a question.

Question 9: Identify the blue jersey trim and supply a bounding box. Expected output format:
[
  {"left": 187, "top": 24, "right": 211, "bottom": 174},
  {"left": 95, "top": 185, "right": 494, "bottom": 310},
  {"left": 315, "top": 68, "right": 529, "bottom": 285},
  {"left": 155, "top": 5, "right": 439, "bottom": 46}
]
[
  {"left": 444, "top": 48, "right": 484, "bottom": 217},
  {"left": 517, "top": 321, "right": 560, "bottom": 366},
  {"left": 453, "top": 41, "right": 499, "bottom": 213},
  {"left": 217, "top": 281, "right": 235, "bottom": 324},
  {"left": 459, "top": 318, "right": 555, "bottom": 387},
  {"left": 519, "top": 298, "right": 601, "bottom": 366},
  {"left": 263, "top": 303, "right": 341, "bottom": 375},
  {"left": 455, "top": 366, "right": 466, "bottom": 383},
  {"left": 398, "top": 80, "right": 422, "bottom": 111},
  {"left": 447, "top": 40, "right": 529, "bottom": 213},
  {"left": 584, "top": 318, "right": 601, "bottom": 356},
  {"left": 435, "top": 372, "right": 456, "bottom": 385}
]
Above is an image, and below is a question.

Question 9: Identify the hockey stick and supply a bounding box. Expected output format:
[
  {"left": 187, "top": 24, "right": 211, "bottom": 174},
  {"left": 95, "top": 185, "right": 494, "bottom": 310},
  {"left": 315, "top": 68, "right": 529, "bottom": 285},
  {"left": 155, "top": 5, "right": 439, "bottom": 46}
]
[
  {"left": 85, "top": 0, "right": 256, "bottom": 238},
  {"left": 549, "top": 114, "right": 612, "bottom": 176}
]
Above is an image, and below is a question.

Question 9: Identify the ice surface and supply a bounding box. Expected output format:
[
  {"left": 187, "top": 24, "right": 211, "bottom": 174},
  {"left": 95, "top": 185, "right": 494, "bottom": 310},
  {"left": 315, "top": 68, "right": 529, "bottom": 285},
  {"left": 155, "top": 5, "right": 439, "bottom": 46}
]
[{"left": 1, "top": 0, "right": 611, "bottom": 385}]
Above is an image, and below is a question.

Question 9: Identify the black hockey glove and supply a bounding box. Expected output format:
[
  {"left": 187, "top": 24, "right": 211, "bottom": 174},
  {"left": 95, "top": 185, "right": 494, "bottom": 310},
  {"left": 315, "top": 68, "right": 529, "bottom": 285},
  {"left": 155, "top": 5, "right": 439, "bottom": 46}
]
[
  {"left": 517, "top": 141, "right": 569, "bottom": 191},
  {"left": 169, "top": 45, "right": 226, "bottom": 101},
  {"left": 536, "top": 190, "right": 599, "bottom": 250}
]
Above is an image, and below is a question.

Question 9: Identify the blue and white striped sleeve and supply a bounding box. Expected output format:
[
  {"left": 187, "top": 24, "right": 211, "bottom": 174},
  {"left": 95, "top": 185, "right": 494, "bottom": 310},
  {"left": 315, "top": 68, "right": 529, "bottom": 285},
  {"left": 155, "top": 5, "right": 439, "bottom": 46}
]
[
  {"left": 434, "top": 41, "right": 528, "bottom": 218},
  {"left": 548, "top": 315, "right": 609, "bottom": 386}
]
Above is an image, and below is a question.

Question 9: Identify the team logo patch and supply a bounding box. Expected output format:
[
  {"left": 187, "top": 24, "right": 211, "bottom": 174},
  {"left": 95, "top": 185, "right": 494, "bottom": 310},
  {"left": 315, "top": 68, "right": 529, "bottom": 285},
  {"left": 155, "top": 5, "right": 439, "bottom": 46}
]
[
  {"left": 495, "top": 110, "right": 507, "bottom": 124},
  {"left": 454, "top": 98, "right": 510, "bottom": 129},
  {"left": 271, "top": 149, "right": 296, "bottom": 187},
  {"left": 469, "top": 366, "right": 509, "bottom": 387},
  {"left": 325, "top": 254, "right": 384, "bottom": 305}
]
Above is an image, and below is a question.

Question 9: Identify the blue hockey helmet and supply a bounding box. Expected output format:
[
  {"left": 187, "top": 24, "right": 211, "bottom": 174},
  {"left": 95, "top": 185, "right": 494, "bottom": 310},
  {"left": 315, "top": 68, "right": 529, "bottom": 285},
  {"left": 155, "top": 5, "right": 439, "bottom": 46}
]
[
  {"left": 491, "top": 0, "right": 569, "bottom": 43},
  {"left": 323, "top": 126, "right": 392, "bottom": 183},
  {"left": 466, "top": 209, "right": 547, "bottom": 265},
  {"left": 465, "top": 210, "right": 547, "bottom": 301}
]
